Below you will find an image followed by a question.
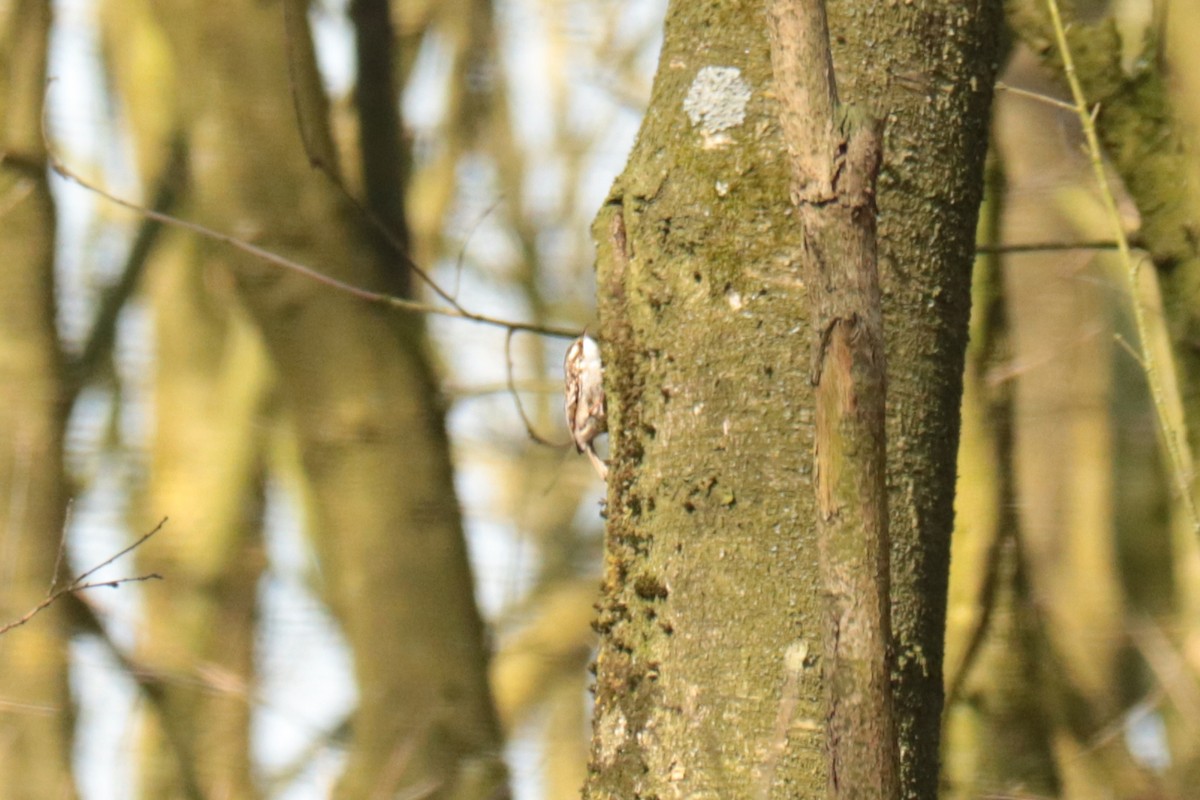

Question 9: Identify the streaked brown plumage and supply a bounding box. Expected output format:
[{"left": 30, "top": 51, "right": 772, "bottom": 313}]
[{"left": 564, "top": 333, "right": 608, "bottom": 479}]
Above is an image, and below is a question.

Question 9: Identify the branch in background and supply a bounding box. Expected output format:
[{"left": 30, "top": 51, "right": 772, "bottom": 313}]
[
  {"left": 66, "top": 561, "right": 347, "bottom": 800},
  {"left": 281, "top": 0, "right": 341, "bottom": 178},
  {"left": 46, "top": 68, "right": 574, "bottom": 466},
  {"left": 974, "top": 240, "right": 1122, "bottom": 255},
  {"left": 449, "top": 196, "right": 505, "bottom": 300},
  {"left": 942, "top": 529, "right": 1016, "bottom": 713},
  {"left": 47, "top": 150, "right": 579, "bottom": 341},
  {"left": 766, "top": 0, "right": 898, "bottom": 797},
  {"left": 446, "top": 379, "right": 562, "bottom": 400},
  {"left": 995, "top": 80, "right": 1077, "bottom": 113},
  {"left": 1128, "top": 619, "right": 1200, "bottom": 739},
  {"left": 945, "top": 154, "right": 1021, "bottom": 716},
  {"left": 262, "top": 712, "right": 352, "bottom": 793},
  {"left": 47, "top": 139, "right": 577, "bottom": 453},
  {"left": 346, "top": 0, "right": 412, "bottom": 292},
  {"left": 0, "top": 518, "right": 166, "bottom": 636}
]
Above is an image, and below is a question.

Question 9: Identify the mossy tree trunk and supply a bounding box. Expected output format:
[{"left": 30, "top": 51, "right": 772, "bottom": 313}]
[
  {"left": 584, "top": 0, "right": 1000, "bottom": 798},
  {"left": 821, "top": 2, "right": 1002, "bottom": 794}
]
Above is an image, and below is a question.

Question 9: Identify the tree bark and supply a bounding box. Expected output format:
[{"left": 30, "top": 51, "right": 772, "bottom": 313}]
[
  {"left": 821, "top": 3, "right": 1002, "bottom": 795},
  {"left": 584, "top": 1, "right": 1000, "bottom": 798},
  {"left": 767, "top": 1, "right": 896, "bottom": 796}
]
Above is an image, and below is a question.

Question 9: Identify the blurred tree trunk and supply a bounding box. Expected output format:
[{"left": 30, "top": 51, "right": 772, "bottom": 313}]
[
  {"left": 349, "top": 0, "right": 411, "bottom": 291},
  {"left": 105, "top": 0, "right": 508, "bottom": 797},
  {"left": 946, "top": 48, "right": 1173, "bottom": 798},
  {"left": 584, "top": 0, "right": 999, "bottom": 798},
  {"left": 135, "top": 238, "right": 272, "bottom": 799},
  {"left": 0, "top": 2, "right": 78, "bottom": 798},
  {"left": 995, "top": 62, "right": 1144, "bottom": 797},
  {"left": 99, "top": 3, "right": 272, "bottom": 795},
  {"left": 943, "top": 157, "right": 1061, "bottom": 800}
]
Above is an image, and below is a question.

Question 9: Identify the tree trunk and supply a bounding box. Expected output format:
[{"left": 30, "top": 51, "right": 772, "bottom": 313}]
[
  {"left": 942, "top": 156, "right": 1061, "bottom": 799},
  {"left": 767, "top": 2, "right": 895, "bottom": 794},
  {"left": 0, "top": 2, "right": 77, "bottom": 797},
  {"left": 822, "top": 2, "right": 1002, "bottom": 795},
  {"left": 135, "top": 237, "right": 271, "bottom": 799},
  {"left": 584, "top": 1, "right": 1000, "bottom": 798},
  {"left": 96, "top": 4, "right": 273, "bottom": 794},
  {"left": 110, "top": 0, "right": 509, "bottom": 796}
]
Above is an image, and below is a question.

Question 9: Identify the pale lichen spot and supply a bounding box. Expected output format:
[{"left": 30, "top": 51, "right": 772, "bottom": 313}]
[{"left": 684, "top": 66, "right": 752, "bottom": 148}]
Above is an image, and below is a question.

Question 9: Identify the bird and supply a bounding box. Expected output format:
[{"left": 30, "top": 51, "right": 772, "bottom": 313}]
[{"left": 563, "top": 333, "right": 608, "bottom": 479}]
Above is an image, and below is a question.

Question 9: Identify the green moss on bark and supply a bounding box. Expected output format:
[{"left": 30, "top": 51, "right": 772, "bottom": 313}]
[{"left": 585, "top": 1, "right": 1001, "bottom": 798}]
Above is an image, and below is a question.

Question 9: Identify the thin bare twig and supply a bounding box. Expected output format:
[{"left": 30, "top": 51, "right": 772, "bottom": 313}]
[
  {"left": 47, "top": 498, "right": 74, "bottom": 595},
  {"left": 451, "top": 196, "right": 506, "bottom": 302},
  {"left": 995, "top": 81, "right": 1077, "bottom": 113},
  {"left": 445, "top": 379, "right": 562, "bottom": 399},
  {"left": 282, "top": 6, "right": 573, "bottom": 457},
  {"left": 0, "top": 518, "right": 167, "bottom": 636},
  {"left": 317, "top": 164, "right": 463, "bottom": 310},
  {"left": 1128, "top": 618, "right": 1200, "bottom": 738},
  {"left": 1113, "top": 333, "right": 1146, "bottom": 370},
  {"left": 73, "top": 516, "right": 167, "bottom": 586},
  {"left": 0, "top": 574, "right": 162, "bottom": 637}
]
